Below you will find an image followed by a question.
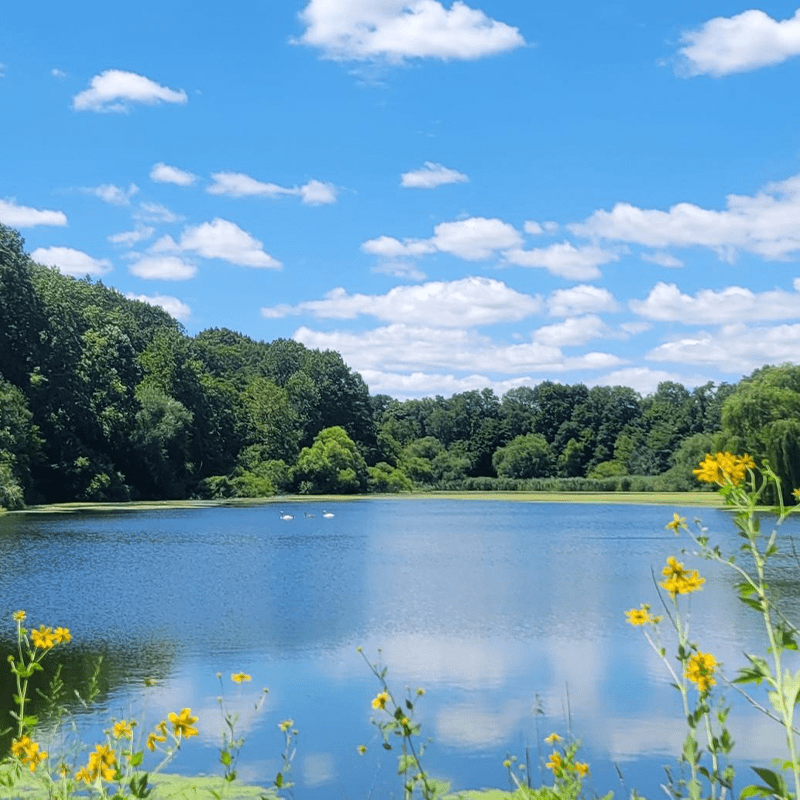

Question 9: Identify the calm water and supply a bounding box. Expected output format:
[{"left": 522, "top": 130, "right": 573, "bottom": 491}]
[{"left": 0, "top": 499, "right": 797, "bottom": 798}]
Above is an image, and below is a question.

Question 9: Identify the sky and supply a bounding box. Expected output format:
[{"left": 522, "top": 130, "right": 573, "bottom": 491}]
[{"left": 3, "top": 1, "right": 800, "bottom": 400}]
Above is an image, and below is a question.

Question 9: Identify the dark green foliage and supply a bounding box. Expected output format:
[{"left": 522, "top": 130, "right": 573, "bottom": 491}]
[
  {"left": 292, "top": 426, "right": 368, "bottom": 494},
  {"left": 492, "top": 434, "right": 553, "bottom": 478}
]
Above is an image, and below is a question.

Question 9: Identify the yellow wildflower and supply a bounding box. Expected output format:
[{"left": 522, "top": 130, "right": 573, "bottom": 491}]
[
  {"left": 357, "top": 745, "right": 367, "bottom": 755},
  {"left": 21, "top": 740, "right": 47, "bottom": 772},
  {"left": 575, "top": 762, "right": 590, "bottom": 777},
  {"left": 685, "top": 651, "right": 718, "bottom": 693},
  {"left": 278, "top": 719, "right": 294, "bottom": 732},
  {"left": 53, "top": 627, "right": 71, "bottom": 644},
  {"left": 546, "top": 751, "right": 564, "bottom": 775},
  {"left": 665, "top": 513, "right": 687, "bottom": 533},
  {"left": 693, "top": 452, "right": 753, "bottom": 487},
  {"left": 31, "top": 625, "right": 56, "bottom": 649},
  {"left": 168, "top": 708, "right": 198, "bottom": 738},
  {"left": 112, "top": 719, "right": 135, "bottom": 739},
  {"left": 502, "top": 759, "right": 512, "bottom": 769},
  {"left": 12, "top": 610, "right": 26, "bottom": 622},
  {"left": 231, "top": 672, "right": 252, "bottom": 683},
  {"left": 660, "top": 556, "right": 705, "bottom": 598},
  {"left": 625, "top": 605, "right": 655, "bottom": 626},
  {"left": 544, "top": 732, "right": 562, "bottom": 744},
  {"left": 11, "top": 736, "right": 32, "bottom": 758},
  {"left": 371, "top": 691, "right": 389, "bottom": 710}
]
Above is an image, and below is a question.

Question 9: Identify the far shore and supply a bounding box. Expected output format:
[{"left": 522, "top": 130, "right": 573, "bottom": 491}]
[{"left": 5, "top": 490, "right": 723, "bottom": 515}]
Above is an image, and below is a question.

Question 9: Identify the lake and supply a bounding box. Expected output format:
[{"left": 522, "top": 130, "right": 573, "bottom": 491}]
[{"left": 0, "top": 498, "right": 796, "bottom": 798}]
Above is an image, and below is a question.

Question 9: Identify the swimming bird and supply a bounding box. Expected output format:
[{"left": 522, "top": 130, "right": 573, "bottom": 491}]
[
  {"left": 322, "top": 510, "right": 334, "bottom": 518},
  {"left": 304, "top": 512, "right": 315, "bottom": 518},
  {"left": 279, "top": 511, "right": 294, "bottom": 520}
]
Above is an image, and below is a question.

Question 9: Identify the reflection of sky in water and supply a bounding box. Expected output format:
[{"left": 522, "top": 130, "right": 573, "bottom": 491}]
[{"left": 0, "top": 500, "right": 798, "bottom": 798}]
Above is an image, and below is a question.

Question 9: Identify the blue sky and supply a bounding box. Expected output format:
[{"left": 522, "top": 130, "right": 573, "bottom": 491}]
[{"left": 3, "top": 1, "right": 800, "bottom": 399}]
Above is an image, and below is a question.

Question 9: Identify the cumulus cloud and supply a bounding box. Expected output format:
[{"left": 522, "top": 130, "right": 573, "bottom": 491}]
[
  {"left": 176, "top": 218, "right": 282, "bottom": 268},
  {"left": 297, "top": 0, "right": 525, "bottom": 63},
  {"left": 594, "top": 367, "right": 683, "bottom": 396},
  {"left": 0, "top": 198, "right": 67, "bottom": 228},
  {"left": 150, "top": 162, "right": 198, "bottom": 186},
  {"left": 262, "top": 277, "right": 541, "bottom": 326},
  {"left": 547, "top": 285, "right": 619, "bottom": 316},
  {"left": 630, "top": 281, "right": 800, "bottom": 324},
  {"left": 534, "top": 315, "right": 608, "bottom": 347},
  {"left": 108, "top": 225, "right": 154, "bottom": 246},
  {"left": 401, "top": 161, "right": 469, "bottom": 188},
  {"left": 73, "top": 70, "right": 187, "bottom": 113},
  {"left": 135, "top": 202, "right": 184, "bottom": 223},
  {"left": 294, "top": 323, "right": 622, "bottom": 384},
  {"left": 84, "top": 183, "right": 139, "bottom": 206},
  {"left": 30, "top": 246, "right": 111, "bottom": 277},
  {"left": 207, "top": 172, "right": 337, "bottom": 205},
  {"left": 129, "top": 255, "right": 197, "bottom": 280},
  {"left": 641, "top": 251, "right": 684, "bottom": 268},
  {"left": 569, "top": 172, "right": 800, "bottom": 261},
  {"left": 124, "top": 292, "right": 191, "bottom": 321},
  {"left": 362, "top": 217, "right": 521, "bottom": 263},
  {"left": 647, "top": 323, "right": 800, "bottom": 372},
  {"left": 678, "top": 9, "right": 800, "bottom": 77},
  {"left": 504, "top": 242, "right": 619, "bottom": 280}
]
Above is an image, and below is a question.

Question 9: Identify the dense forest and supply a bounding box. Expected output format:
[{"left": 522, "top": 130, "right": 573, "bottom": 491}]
[{"left": 2, "top": 221, "right": 800, "bottom": 510}]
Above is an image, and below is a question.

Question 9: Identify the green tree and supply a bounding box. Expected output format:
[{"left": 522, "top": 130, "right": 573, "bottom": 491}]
[
  {"left": 492, "top": 433, "right": 553, "bottom": 478},
  {"left": 292, "top": 426, "right": 368, "bottom": 494}
]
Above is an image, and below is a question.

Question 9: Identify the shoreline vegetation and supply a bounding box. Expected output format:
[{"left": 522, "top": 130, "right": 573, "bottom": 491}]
[
  {"left": 3, "top": 490, "right": 725, "bottom": 515},
  {"left": 4, "top": 222, "right": 800, "bottom": 513}
]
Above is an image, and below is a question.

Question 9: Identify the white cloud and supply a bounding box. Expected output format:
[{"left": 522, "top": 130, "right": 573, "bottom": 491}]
[
  {"left": 647, "top": 323, "right": 800, "bottom": 372},
  {"left": 534, "top": 315, "right": 608, "bottom": 347},
  {"left": 504, "top": 242, "right": 619, "bottom": 280},
  {"left": 361, "top": 234, "right": 437, "bottom": 259},
  {"left": 207, "top": 172, "right": 337, "bottom": 204},
  {"left": 135, "top": 202, "right": 183, "bottom": 223},
  {"left": 401, "top": 161, "right": 469, "bottom": 188},
  {"left": 0, "top": 198, "right": 67, "bottom": 228},
  {"left": 30, "top": 246, "right": 111, "bottom": 277},
  {"left": 569, "top": 173, "right": 800, "bottom": 261},
  {"left": 299, "top": 179, "right": 338, "bottom": 205},
  {"left": 129, "top": 255, "right": 197, "bottom": 280},
  {"left": 124, "top": 292, "right": 191, "bottom": 320},
  {"left": 594, "top": 367, "right": 681, "bottom": 396},
  {"left": 371, "top": 259, "right": 427, "bottom": 280},
  {"left": 432, "top": 216, "right": 522, "bottom": 259},
  {"left": 678, "top": 9, "right": 800, "bottom": 77},
  {"left": 84, "top": 183, "right": 139, "bottom": 206},
  {"left": 362, "top": 216, "right": 520, "bottom": 263},
  {"left": 150, "top": 162, "right": 198, "bottom": 186},
  {"left": 261, "top": 277, "right": 541, "bottom": 326},
  {"left": 178, "top": 218, "right": 282, "bottom": 268},
  {"left": 630, "top": 281, "right": 800, "bottom": 324},
  {"left": 547, "top": 284, "right": 619, "bottom": 317},
  {"left": 298, "top": 0, "right": 525, "bottom": 63},
  {"left": 51, "top": 68, "right": 67, "bottom": 79},
  {"left": 108, "top": 225, "right": 154, "bottom": 246},
  {"left": 641, "top": 251, "right": 684, "bottom": 268},
  {"left": 619, "top": 321, "right": 651, "bottom": 335},
  {"left": 73, "top": 69, "right": 188, "bottom": 113}
]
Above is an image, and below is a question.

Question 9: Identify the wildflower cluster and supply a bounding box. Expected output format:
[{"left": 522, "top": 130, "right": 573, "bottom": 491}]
[
  {"left": 624, "top": 603, "right": 660, "bottom": 626},
  {"left": 505, "top": 734, "right": 592, "bottom": 800},
  {"left": 685, "top": 652, "right": 718, "bottom": 694},
  {"left": 75, "top": 744, "right": 117, "bottom": 783},
  {"left": 10, "top": 735, "right": 47, "bottom": 773},
  {"left": 693, "top": 451, "right": 754, "bottom": 487},
  {"left": 659, "top": 555, "right": 705, "bottom": 597}
]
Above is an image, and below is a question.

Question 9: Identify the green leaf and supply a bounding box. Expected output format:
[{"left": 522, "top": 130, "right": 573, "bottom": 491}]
[
  {"left": 275, "top": 772, "right": 283, "bottom": 788},
  {"left": 129, "top": 750, "right": 143, "bottom": 767},
  {"left": 751, "top": 766, "right": 789, "bottom": 799},
  {"left": 220, "top": 750, "right": 232, "bottom": 766}
]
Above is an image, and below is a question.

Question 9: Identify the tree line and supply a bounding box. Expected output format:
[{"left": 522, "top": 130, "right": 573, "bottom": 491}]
[{"left": 1, "top": 222, "right": 799, "bottom": 509}]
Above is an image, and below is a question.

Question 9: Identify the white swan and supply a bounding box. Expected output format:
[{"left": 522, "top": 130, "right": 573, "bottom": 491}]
[
  {"left": 279, "top": 511, "right": 294, "bottom": 520},
  {"left": 322, "top": 510, "right": 334, "bottom": 518}
]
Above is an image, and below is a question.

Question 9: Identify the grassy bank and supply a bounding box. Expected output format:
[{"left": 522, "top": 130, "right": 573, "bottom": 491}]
[{"left": 7, "top": 490, "right": 723, "bottom": 515}]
